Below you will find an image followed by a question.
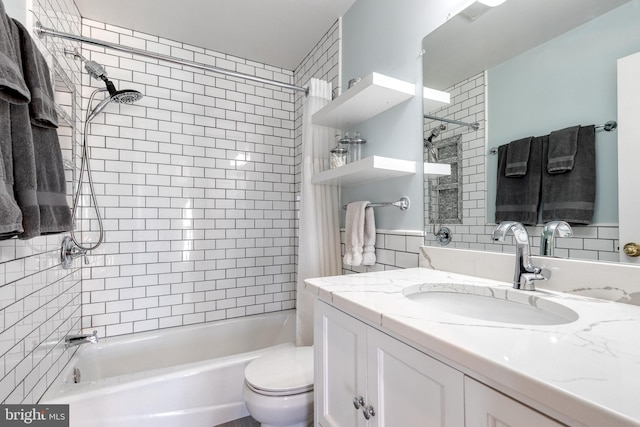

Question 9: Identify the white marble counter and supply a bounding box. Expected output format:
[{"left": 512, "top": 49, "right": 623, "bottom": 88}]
[{"left": 305, "top": 267, "right": 640, "bottom": 427}]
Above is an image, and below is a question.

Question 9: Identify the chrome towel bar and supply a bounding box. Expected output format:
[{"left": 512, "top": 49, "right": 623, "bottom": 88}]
[{"left": 343, "top": 196, "right": 410, "bottom": 211}]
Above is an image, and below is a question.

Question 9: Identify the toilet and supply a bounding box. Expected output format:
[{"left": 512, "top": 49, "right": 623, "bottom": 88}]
[{"left": 243, "top": 346, "right": 314, "bottom": 427}]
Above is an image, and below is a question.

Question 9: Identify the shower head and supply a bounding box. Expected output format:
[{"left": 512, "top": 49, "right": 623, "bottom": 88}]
[
  {"left": 86, "top": 86, "right": 143, "bottom": 123},
  {"left": 66, "top": 48, "right": 144, "bottom": 122}
]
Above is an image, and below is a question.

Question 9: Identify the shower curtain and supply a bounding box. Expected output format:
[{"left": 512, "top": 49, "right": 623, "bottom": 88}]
[{"left": 296, "top": 78, "right": 341, "bottom": 346}]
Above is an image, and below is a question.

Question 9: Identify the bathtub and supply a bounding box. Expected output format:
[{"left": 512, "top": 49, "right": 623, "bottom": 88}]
[{"left": 41, "top": 310, "right": 297, "bottom": 427}]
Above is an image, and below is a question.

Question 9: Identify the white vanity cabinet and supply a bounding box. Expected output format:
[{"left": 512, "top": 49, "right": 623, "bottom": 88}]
[
  {"left": 315, "top": 300, "right": 568, "bottom": 427},
  {"left": 465, "top": 378, "right": 565, "bottom": 427},
  {"left": 314, "top": 301, "right": 465, "bottom": 427}
]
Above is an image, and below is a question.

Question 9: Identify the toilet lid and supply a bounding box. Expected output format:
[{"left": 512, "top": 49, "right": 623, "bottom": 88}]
[{"left": 245, "top": 346, "right": 313, "bottom": 395}]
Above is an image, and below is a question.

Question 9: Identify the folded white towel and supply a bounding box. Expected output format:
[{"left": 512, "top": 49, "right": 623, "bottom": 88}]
[
  {"left": 363, "top": 206, "right": 376, "bottom": 265},
  {"left": 343, "top": 201, "right": 369, "bottom": 266}
]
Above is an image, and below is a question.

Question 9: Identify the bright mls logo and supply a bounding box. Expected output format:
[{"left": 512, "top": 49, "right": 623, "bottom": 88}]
[{"left": 1, "top": 405, "right": 69, "bottom": 426}]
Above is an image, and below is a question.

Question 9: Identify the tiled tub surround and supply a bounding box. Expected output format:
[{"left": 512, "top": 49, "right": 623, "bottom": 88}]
[
  {"left": 0, "top": 0, "right": 84, "bottom": 404},
  {"left": 423, "top": 72, "right": 620, "bottom": 262},
  {"left": 77, "top": 20, "right": 303, "bottom": 337},
  {"left": 305, "top": 265, "right": 640, "bottom": 427}
]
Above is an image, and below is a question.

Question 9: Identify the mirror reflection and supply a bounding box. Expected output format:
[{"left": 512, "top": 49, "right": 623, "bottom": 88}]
[{"left": 422, "top": 0, "right": 640, "bottom": 263}]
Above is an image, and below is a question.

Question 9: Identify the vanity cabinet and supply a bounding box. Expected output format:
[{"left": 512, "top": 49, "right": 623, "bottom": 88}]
[
  {"left": 315, "top": 300, "right": 567, "bottom": 427},
  {"left": 314, "top": 301, "right": 465, "bottom": 427},
  {"left": 465, "top": 378, "right": 565, "bottom": 427}
]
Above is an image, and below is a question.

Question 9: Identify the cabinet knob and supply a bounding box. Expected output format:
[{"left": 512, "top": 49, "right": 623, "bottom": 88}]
[
  {"left": 362, "top": 405, "right": 376, "bottom": 420},
  {"left": 353, "top": 396, "right": 365, "bottom": 409},
  {"left": 623, "top": 242, "right": 640, "bottom": 257}
]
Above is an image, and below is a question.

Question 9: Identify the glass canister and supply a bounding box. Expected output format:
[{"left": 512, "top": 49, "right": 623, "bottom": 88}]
[
  {"left": 339, "top": 132, "right": 351, "bottom": 163},
  {"left": 330, "top": 143, "right": 348, "bottom": 169},
  {"left": 349, "top": 132, "right": 366, "bottom": 163}
]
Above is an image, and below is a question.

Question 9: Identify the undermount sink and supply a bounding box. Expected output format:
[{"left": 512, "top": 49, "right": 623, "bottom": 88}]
[{"left": 403, "top": 283, "right": 578, "bottom": 325}]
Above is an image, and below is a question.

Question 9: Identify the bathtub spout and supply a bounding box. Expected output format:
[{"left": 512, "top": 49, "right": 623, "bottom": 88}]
[{"left": 65, "top": 330, "right": 98, "bottom": 349}]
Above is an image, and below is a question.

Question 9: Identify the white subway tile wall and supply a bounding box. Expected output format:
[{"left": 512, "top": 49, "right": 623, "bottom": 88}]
[
  {"left": 0, "top": 4, "right": 341, "bottom": 405},
  {"left": 423, "top": 72, "right": 619, "bottom": 261},
  {"left": 0, "top": 0, "right": 83, "bottom": 404},
  {"left": 78, "top": 19, "right": 301, "bottom": 337},
  {"left": 342, "top": 230, "right": 425, "bottom": 274}
]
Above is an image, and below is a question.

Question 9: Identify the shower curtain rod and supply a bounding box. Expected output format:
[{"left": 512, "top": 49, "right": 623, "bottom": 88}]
[
  {"left": 34, "top": 21, "right": 309, "bottom": 94},
  {"left": 424, "top": 114, "right": 480, "bottom": 130}
]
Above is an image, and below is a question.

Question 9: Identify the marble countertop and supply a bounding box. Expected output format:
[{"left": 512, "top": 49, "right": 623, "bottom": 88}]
[{"left": 304, "top": 267, "right": 640, "bottom": 427}]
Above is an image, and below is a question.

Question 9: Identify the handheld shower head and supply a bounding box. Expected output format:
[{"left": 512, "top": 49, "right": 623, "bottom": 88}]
[
  {"left": 66, "top": 48, "right": 144, "bottom": 122},
  {"left": 86, "top": 87, "right": 143, "bottom": 123}
]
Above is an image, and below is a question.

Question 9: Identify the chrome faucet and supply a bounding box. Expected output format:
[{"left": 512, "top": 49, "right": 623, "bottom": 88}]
[
  {"left": 540, "top": 221, "right": 573, "bottom": 256},
  {"left": 491, "top": 221, "right": 550, "bottom": 290},
  {"left": 65, "top": 330, "right": 99, "bottom": 349}
]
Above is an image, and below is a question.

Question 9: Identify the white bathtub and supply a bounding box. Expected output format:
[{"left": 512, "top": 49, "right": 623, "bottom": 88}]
[{"left": 41, "top": 310, "right": 297, "bottom": 427}]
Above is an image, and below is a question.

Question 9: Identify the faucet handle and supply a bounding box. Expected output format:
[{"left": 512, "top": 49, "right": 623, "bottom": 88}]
[{"left": 519, "top": 268, "right": 551, "bottom": 291}]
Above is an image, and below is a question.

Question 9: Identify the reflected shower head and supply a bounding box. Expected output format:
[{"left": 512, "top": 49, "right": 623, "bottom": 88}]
[{"left": 426, "top": 124, "right": 447, "bottom": 143}]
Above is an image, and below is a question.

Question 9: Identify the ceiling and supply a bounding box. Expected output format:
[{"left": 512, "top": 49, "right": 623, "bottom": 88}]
[{"left": 73, "top": 0, "right": 356, "bottom": 71}]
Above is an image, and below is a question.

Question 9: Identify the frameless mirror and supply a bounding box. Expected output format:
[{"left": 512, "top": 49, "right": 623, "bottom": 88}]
[{"left": 422, "top": 0, "right": 640, "bottom": 263}]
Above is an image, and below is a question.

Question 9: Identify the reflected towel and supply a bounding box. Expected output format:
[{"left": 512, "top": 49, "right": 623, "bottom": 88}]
[
  {"left": 542, "top": 125, "right": 595, "bottom": 225},
  {"left": 343, "top": 201, "right": 369, "bottom": 266},
  {"left": 362, "top": 206, "right": 376, "bottom": 266},
  {"left": 505, "top": 136, "right": 532, "bottom": 177},
  {"left": 495, "top": 136, "right": 543, "bottom": 226},
  {"left": 13, "top": 19, "right": 71, "bottom": 236},
  {"left": 548, "top": 125, "right": 579, "bottom": 173},
  {"left": 0, "top": 1, "right": 29, "bottom": 104}
]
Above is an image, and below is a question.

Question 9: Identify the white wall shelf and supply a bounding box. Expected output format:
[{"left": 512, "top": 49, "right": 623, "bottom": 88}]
[
  {"left": 312, "top": 72, "right": 415, "bottom": 129},
  {"left": 312, "top": 156, "right": 416, "bottom": 187}
]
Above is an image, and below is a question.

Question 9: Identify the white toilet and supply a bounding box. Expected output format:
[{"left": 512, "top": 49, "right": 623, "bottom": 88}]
[{"left": 242, "top": 346, "right": 314, "bottom": 427}]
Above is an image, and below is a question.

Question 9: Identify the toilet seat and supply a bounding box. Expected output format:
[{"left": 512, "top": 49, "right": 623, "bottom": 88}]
[{"left": 245, "top": 346, "right": 313, "bottom": 397}]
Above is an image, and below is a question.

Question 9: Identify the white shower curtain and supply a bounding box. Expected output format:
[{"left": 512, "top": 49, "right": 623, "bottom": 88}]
[{"left": 296, "top": 79, "right": 341, "bottom": 346}]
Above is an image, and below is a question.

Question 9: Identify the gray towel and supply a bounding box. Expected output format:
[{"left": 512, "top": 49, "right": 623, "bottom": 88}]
[
  {"left": 12, "top": 20, "right": 57, "bottom": 128},
  {"left": 0, "top": 100, "right": 24, "bottom": 239},
  {"left": 542, "top": 125, "right": 595, "bottom": 225},
  {"left": 505, "top": 136, "right": 532, "bottom": 177},
  {"left": 5, "top": 19, "right": 40, "bottom": 239},
  {"left": 0, "top": 1, "right": 29, "bottom": 104},
  {"left": 548, "top": 125, "right": 579, "bottom": 173},
  {"left": 495, "top": 136, "right": 542, "bottom": 226},
  {"left": 13, "top": 19, "right": 71, "bottom": 236}
]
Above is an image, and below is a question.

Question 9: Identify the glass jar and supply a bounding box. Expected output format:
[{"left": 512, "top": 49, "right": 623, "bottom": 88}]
[
  {"left": 349, "top": 132, "right": 366, "bottom": 163},
  {"left": 330, "top": 144, "right": 348, "bottom": 169},
  {"left": 339, "top": 132, "right": 351, "bottom": 163}
]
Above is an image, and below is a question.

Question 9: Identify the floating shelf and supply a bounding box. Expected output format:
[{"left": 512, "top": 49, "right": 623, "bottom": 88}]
[
  {"left": 423, "top": 87, "right": 450, "bottom": 114},
  {"left": 424, "top": 162, "right": 451, "bottom": 177},
  {"left": 312, "top": 72, "right": 415, "bottom": 129},
  {"left": 312, "top": 156, "right": 416, "bottom": 187}
]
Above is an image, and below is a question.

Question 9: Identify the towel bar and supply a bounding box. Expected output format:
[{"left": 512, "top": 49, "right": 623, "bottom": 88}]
[
  {"left": 487, "top": 120, "right": 617, "bottom": 155},
  {"left": 343, "top": 196, "right": 410, "bottom": 211}
]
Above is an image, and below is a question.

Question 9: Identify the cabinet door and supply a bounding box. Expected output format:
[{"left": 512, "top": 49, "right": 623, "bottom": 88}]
[
  {"left": 367, "top": 327, "right": 465, "bottom": 427},
  {"left": 315, "top": 301, "right": 368, "bottom": 427},
  {"left": 465, "top": 377, "right": 566, "bottom": 427}
]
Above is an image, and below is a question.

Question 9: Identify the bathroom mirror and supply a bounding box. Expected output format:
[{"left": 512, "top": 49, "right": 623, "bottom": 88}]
[{"left": 422, "top": 0, "right": 640, "bottom": 263}]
